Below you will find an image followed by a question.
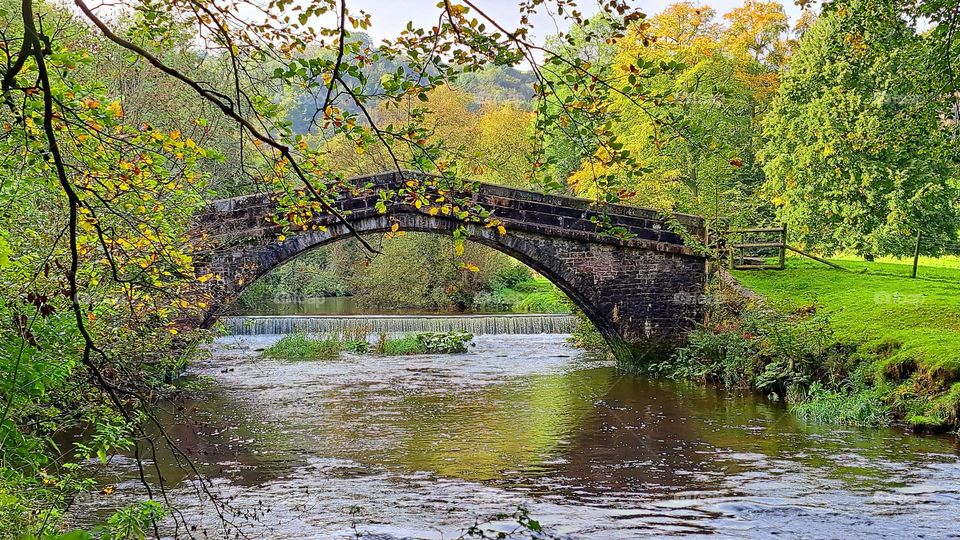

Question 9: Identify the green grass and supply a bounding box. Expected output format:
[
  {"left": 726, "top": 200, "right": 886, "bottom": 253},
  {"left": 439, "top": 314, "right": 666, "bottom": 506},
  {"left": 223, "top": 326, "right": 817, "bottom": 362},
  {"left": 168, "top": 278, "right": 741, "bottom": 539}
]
[
  {"left": 793, "top": 383, "right": 892, "bottom": 427},
  {"left": 495, "top": 277, "right": 570, "bottom": 314},
  {"left": 262, "top": 333, "right": 341, "bottom": 360},
  {"left": 375, "top": 334, "right": 426, "bottom": 356},
  {"left": 732, "top": 255, "right": 960, "bottom": 429}
]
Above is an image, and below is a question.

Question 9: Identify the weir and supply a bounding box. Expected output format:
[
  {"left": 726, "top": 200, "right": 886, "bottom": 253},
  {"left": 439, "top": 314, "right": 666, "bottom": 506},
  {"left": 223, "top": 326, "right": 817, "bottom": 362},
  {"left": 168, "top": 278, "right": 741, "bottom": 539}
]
[{"left": 221, "top": 314, "right": 577, "bottom": 336}]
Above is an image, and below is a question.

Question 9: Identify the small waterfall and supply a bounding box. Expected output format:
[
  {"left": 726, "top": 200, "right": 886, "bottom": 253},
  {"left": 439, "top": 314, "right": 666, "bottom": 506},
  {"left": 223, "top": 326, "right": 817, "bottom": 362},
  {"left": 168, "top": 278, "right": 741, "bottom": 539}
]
[{"left": 221, "top": 314, "right": 576, "bottom": 336}]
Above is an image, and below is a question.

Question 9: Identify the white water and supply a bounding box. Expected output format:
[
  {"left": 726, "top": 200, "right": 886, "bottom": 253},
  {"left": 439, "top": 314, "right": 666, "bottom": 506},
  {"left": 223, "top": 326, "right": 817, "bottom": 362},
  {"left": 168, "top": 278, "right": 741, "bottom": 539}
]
[{"left": 221, "top": 314, "right": 577, "bottom": 335}]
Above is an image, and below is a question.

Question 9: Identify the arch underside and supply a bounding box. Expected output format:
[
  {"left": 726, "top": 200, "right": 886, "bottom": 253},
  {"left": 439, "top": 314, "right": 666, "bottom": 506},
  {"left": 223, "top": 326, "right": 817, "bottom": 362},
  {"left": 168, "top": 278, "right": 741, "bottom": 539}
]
[{"left": 199, "top": 210, "right": 707, "bottom": 360}]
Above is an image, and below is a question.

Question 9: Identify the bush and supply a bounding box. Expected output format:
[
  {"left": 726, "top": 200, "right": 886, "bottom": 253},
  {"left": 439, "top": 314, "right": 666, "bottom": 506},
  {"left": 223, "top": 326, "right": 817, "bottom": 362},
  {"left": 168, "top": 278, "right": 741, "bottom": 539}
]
[
  {"left": 373, "top": 332, "right": 474, "bottom": 355},
  {"left": 491, "top": 265, "right": 533, "bottom": 290},
  {"left": 661, "top": 301, "right": 895, "bottom": 426},
  {"left": 262, "top": 333, "right": 341, "bottom": 360},
  {"left": 513, "top": 290, "right": 569, "bottom": 313},
  {"left": 416, "top": 332, "right": 474, "bottom": 353}
]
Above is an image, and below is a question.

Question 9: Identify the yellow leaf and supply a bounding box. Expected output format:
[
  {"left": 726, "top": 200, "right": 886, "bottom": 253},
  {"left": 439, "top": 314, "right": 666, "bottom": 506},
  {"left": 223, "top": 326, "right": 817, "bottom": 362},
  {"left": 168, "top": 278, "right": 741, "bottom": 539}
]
[
  {"left": 391, "top": 223, "right": 399, "bottom": 232},
  {"left": 278, "top": 234, "right": 286, "bottom": 242},
  {"left": 497, "top": 225, "right": 506, "bottom": 235},
  {"left": 428, "top": 207, "right": 439, "bottom": 216}
]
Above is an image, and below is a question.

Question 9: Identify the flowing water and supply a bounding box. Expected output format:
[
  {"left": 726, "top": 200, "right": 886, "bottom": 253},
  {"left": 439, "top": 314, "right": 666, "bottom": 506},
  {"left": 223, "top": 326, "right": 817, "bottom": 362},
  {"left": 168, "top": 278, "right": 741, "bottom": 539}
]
[
  {"left": 71, "top": 334, "right": 960, "bottom": 539},
  {"left": 222, "top": 314, "right": 576, "bottom": 335}
]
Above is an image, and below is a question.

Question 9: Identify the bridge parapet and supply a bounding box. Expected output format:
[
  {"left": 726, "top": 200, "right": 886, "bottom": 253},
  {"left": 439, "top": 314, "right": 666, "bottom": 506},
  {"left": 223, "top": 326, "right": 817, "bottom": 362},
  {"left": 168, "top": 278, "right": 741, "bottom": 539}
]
[{"left": 198, "top": 171, "right": 704, "bottom": 253}]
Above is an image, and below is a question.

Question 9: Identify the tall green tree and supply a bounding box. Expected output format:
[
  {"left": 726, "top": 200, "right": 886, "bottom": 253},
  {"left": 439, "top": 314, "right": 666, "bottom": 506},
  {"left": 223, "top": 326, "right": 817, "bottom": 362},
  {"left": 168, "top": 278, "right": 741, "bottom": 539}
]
[{"left": 759, "top": 0, "right": 959, "bottom": 256}]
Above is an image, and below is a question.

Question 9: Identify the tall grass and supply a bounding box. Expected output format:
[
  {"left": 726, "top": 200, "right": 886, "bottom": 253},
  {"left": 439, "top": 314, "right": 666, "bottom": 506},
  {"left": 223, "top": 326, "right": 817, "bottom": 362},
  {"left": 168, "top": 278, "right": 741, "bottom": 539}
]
[{"left": 262, "top": 333, "right": 341, "bottom": 360}]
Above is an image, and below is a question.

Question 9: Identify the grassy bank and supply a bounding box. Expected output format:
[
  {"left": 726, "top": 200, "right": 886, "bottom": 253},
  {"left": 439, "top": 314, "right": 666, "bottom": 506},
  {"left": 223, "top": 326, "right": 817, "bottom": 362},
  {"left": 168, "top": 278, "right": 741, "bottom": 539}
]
[
  {"left": 475, "top": 271, "right": 571, "bottom": 314},
  {"left": 730, "top": 256, "right": 960, "bottom": 430}
]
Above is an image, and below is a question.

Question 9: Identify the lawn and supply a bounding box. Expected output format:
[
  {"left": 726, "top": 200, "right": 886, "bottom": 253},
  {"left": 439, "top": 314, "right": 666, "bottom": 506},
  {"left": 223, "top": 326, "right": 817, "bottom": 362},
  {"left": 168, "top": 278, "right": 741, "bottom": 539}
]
[{"left": 732, "top": 255, "right": 960, "bottom": 428}]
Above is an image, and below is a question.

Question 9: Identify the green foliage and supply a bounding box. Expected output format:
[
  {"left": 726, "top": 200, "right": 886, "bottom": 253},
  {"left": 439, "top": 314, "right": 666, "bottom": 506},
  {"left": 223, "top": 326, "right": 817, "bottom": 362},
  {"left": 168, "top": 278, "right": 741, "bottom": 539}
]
[
  {"left": 338, "top": 233, "right": 518, "bottom": 312},
  {"left": 666, "top": 307, "right": 859, "bottom": 402},
  {"left": 415, "top": 332, "right": 474, "bottom": 354},
  {"left": 478, "top": 274, "right": 570, "bottom": 314},
  {"left": 373, "top": 332, "right": 475, "bottom": 355},
  {"left": 95, "top": 501, "right": 167, "bottom": 540},
  {"left": 733, "top": 255, "right": 960, "bottom": 430},
  {"left": 236, "top": 250, "right": 350, "bottom": 310},
  {"left": 262, "top": 333, "right": 342, "bottom": 360},
  {"left": 490, "top": 265, "right": 533, "bottom": 290},
  {"left": 794, "top": 383, "right": 892, "bottom": 427},
  {"left": 375, "top": 334, "right": 425, "bottom": 356},
  {"left": 568, "top": 311, "right": 608, "bottom": 352},
  {"left": 513, "top": 291, "right": 569, "bottom": 314},
  {"left": 759, "top": 0, "right": 959, "bottom": 256}
]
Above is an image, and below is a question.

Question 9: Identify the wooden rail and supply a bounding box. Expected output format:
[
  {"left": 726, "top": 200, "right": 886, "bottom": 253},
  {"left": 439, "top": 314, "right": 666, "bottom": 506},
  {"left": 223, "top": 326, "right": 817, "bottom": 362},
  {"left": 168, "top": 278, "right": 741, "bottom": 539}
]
[
  {"left": 719, "top": 224, "right": 787, "bottom": 270},
  {"left": 706, "top": 221, "right": 851, "bottom": 272}
]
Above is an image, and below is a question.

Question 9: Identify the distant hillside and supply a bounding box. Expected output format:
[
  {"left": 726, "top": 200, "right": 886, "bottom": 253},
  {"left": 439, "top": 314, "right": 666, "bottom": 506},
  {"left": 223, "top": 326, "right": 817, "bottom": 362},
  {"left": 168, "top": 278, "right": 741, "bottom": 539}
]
[
  {"left": 454, "top": 66, "right": 536, "bottom": 106},
  {"left": 285, "top": 36, "right": 536, "bottom": 133}
]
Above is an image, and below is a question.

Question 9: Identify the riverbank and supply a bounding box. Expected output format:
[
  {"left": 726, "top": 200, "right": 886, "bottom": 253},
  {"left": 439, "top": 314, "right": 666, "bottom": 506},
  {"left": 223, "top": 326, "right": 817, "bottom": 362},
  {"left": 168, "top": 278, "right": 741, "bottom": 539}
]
[{"left": 726, "top": 256, "right": 960, "bottom": 432}]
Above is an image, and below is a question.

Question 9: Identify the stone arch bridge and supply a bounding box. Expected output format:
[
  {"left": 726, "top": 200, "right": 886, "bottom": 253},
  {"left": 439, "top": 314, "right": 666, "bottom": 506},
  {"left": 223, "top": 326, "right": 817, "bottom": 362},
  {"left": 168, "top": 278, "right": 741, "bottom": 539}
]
[{"left": 192, "top": 171, "right": 707, "bottom": 359}]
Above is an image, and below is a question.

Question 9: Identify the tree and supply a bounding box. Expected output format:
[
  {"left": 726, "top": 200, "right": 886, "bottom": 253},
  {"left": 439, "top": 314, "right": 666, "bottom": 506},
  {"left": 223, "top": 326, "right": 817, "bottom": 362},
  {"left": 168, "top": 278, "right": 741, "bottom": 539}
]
[
  {"left": 559, "top": 2, "right": 778, "bottom": 225},
  {"left": 759, "top": 0, "right": 959, "bottom": 256}
]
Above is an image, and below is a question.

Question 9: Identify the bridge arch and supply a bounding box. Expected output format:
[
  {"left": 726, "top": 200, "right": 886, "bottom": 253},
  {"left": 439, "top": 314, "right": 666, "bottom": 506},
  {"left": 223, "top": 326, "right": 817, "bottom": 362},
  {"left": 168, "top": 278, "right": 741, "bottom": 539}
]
[{"left": 191, "top": 171, "right": 708, "bottom": 360}]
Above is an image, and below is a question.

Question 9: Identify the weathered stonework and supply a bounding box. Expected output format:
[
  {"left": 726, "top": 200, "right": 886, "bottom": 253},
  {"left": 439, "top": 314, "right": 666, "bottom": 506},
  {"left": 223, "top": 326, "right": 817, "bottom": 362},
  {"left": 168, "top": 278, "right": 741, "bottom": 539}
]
[{"left": 190, "top": 171, "right": 707, "bottom": 360}]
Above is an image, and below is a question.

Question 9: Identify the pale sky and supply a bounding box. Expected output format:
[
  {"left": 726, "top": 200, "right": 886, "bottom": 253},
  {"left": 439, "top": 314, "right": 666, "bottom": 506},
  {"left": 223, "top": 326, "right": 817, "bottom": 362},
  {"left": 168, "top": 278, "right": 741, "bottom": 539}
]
[{"left": 349, "top": 0, "right": 812, "bottom": 47}]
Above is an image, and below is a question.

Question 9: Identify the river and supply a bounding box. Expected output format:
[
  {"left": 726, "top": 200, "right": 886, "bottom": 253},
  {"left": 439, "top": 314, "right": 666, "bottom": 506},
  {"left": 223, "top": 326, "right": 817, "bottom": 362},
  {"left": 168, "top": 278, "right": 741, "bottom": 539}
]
[{"left": 72, "top": 333, "right": 960, "bottom": 539}]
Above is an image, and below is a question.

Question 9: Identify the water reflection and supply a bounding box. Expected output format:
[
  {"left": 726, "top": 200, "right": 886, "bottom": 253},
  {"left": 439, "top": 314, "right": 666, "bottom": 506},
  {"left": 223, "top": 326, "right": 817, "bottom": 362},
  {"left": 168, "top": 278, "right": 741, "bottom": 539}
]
[{"left": 69, "top": 334, "right": 960, "bottom": 539}]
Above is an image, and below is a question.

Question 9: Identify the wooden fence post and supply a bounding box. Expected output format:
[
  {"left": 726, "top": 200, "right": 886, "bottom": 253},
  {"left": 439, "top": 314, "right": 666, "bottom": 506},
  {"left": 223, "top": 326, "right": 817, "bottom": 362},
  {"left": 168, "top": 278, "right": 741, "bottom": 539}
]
[{"left": 912, "top": 230, "right": 922, "bottom": 279}]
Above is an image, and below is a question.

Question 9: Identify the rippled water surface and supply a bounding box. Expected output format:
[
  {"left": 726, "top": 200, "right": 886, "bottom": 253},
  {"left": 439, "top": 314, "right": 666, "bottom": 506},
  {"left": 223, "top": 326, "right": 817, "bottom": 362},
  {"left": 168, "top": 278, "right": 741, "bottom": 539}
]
[{"left": 76, "top": 334, "right": 960, "bottom": 539}]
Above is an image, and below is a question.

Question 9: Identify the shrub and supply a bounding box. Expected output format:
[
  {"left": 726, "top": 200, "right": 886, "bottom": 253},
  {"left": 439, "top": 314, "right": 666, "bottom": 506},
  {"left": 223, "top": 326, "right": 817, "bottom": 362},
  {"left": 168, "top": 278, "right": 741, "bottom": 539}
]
[
  {"left": 568, "top": 311, "right": 607, "bottom": 352},
  {"left": 415, "top": 332, "right": 474, "bottom": 353},
  {"left": 340, "top": 327, "right": 370, "bottom": 353},
  {"left": 491, "top": 265, "right": 533, "bottom": 290},
  {"left": 513, "top": 290, "right": 569, "bottom": 313},
  {"left": 373, "top": 332, "right": 475, "bottom": 355}
]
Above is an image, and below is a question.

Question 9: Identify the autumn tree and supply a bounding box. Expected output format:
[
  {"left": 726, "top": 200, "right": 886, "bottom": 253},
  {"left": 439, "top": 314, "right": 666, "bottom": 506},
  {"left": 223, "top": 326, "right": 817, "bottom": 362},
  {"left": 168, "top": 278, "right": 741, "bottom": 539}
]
[{"left": 759, "top": 0, "right": 959, "bottom": 256}]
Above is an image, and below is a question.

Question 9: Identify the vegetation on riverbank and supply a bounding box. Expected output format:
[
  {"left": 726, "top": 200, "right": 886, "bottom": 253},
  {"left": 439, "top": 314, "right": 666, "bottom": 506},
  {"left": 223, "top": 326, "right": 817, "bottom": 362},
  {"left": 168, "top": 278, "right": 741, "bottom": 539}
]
[
  {"left": 263, "top": 331, "right": 475, "bottom": 359},
  {"left": 588, "top": 256, "right": 960, "bottom": 432},
  {"left": 732, "top": 256, "right": 960, "bottom": 431}
]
